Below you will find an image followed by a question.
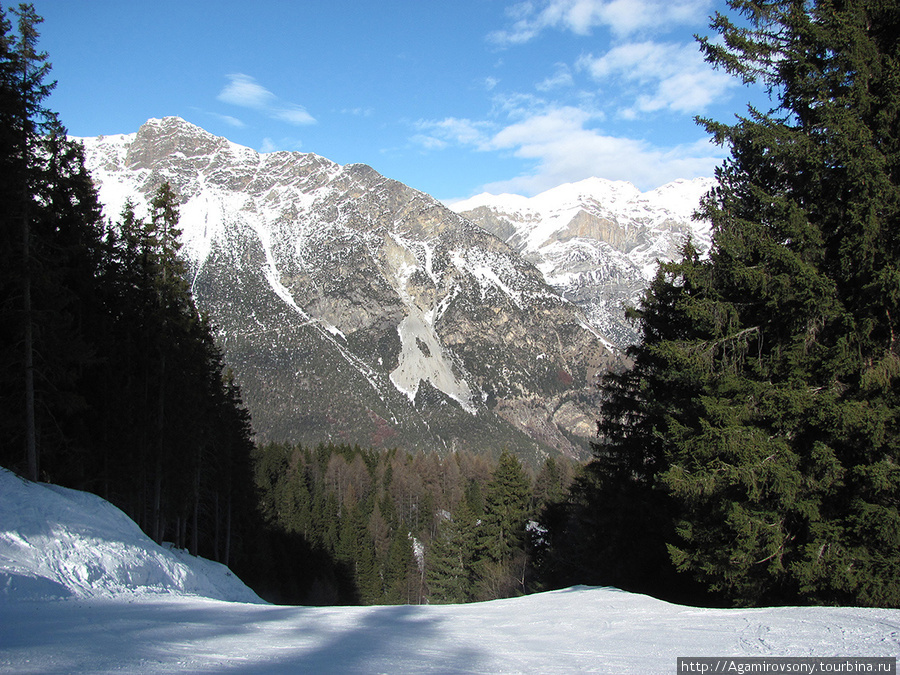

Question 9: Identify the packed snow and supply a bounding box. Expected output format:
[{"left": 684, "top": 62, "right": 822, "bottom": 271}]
[{"left": 1, "top": 468, "right": 897, "bottom": 673}]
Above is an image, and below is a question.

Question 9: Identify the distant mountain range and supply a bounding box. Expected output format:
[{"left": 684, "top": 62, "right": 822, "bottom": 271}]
[
  {"left": 78, "top": 117, "right": 710, "bottom": 462},
  {"left": 451, "top": 177, "right": 714, "bottom": 346}
]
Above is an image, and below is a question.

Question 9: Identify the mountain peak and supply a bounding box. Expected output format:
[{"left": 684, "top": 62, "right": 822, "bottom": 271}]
[{"left": 80, "top": 119, "right": 617, "bottom": 461}]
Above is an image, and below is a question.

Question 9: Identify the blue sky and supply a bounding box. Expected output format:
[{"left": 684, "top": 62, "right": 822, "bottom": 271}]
[{"left": 32, "top": 0, "right": 764, "bottom": 202}]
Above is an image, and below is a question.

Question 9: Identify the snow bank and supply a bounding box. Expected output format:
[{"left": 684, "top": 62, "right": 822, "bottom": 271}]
[{"left": 0, "top": 468, "right": 262, "bottom": 604}]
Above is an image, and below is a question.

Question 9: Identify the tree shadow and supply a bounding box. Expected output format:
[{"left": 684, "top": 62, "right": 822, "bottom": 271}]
[{"left": 0, "top": 598, "right": 487, "bottom": 674}]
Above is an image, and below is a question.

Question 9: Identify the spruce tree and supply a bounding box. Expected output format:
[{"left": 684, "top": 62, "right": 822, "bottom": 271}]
[
  {"left": 0, "top": 3, "right": 104, "bottom": 481},
  {"left": 573, "top": 0, "right": 900, "bottom": 607},
  {"left": 481, "top": 450, "right": 531, "bottom": 565},
  {"left": 427, "top": 500, "right": 479, "bottom": 603}
]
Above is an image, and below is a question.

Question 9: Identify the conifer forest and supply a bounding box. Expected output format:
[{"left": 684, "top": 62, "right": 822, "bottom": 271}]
[{"left": 2, "top": 0, "right": 899, "bottom": 609}]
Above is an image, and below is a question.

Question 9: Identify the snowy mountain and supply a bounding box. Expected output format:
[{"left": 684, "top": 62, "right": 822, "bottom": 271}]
[
  {"left": 2, "top": 467, "right": 897, "bottom": 674},
  {"left": 452, "top": 177, "right": 715, "bottom": 346},
  {"left": 78, "top": 118, "right": 619, "bottom": 460}
]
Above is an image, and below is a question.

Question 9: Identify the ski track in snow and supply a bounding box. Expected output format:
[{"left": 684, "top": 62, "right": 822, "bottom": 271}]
[{"left": 2, "top": 469, "right": 899, "bottom": 673}]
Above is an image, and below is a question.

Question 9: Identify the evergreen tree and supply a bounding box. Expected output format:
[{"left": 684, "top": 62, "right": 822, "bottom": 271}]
[
  {"left": 0, "top": 4, "right": 259, "bottom": 588},
  {"left": 0, "top": 3, "right": 104, "bottom": 481},
  {"left": 570, "top": 0, "right": 900, "bottom": 607},
  {"left": 427, "top": 500, "right": 479, "bottom": 603},
  {"left": 384, "top": 528, "right": 416, "bottom": 604},
  {"left": 480, "top": 449, "right": 531, "bottom": 564}
]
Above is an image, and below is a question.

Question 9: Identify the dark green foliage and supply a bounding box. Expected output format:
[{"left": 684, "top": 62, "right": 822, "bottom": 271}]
[
  {"left": 427, "top": 501, "right": 480, "bottom": 604},
  {"left": 479, "top": 450, "right": 532, "bottom": 565},
  {"left": 554, "top": 0, "right": 900, "bottom": 607},
  {"left": 72, "top": 185, "right": 258, "bottom": 564},
  {"left": 0, "top": 5, "right": 258, "bottom": 571},
  {"left": 0, "top": 3, "right": 102, "bottom": 482}
]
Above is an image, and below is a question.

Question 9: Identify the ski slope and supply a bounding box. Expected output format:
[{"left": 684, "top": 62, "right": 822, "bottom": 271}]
[{"left": 1, "top": 468, "right": 898, "bottom": 674}]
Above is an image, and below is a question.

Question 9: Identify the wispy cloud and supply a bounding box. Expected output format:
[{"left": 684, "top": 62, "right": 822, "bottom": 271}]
[
  {"left": 536, "top": 63, "right": 574, "bottom": 91},
  {"left": 260, "top": 138, "right": 280, "bottom": 153},
  {"left": 412, "top": 117, "right": 493, "bottom": 150},
  {"left": 190, "top": 107, "right": 247, "bottom": 128},
  {"left": 482, "top": 106, "right": 722, "bottom": 193},
  {"left": 413, "top": 103, "right": 723, "bottom": 194},
  {"left": 577, "top": 41, "right": 735, "bottom": 116},
  {"left": 411, "top": 0, "right": 728, "bottom": 195},
  {"left": 340, "top": 107, "right": 375, "bottom": 117},
  {"left": 212, "top": 113, "right": 246, "bottom": 128},
  {"left": 489, "top": 0, "right": 712, "bottom": 44},
  {"left": 218, "top": 73, "right": 316, "bottom": 126}
]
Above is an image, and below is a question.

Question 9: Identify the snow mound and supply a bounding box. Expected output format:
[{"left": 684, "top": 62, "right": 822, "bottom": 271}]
[{"left": 0, "top": 468, "right": 262, "bottom": 604}]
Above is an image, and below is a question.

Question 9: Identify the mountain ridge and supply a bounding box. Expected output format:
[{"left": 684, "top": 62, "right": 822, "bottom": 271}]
[
  {"left": 78, "top": 117, "right": 617, "bottom": 461},
  {"left": 451, "top": 174, "right": 715, "bottom": 346}
]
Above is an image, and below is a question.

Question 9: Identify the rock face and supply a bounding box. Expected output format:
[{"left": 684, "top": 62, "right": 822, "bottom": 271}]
[
  {"left": 79, "top": 117, "right": 620, "bottom": 462},
  {"left": 451, "top": 177, "right": 715, "bottom": 347}
]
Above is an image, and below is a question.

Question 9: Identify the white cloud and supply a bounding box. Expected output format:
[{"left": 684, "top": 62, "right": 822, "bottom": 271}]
[
  {"left": 218, "top": 73, "right": 316, "bottom": 126},
  {"left": 490, "top": 91, "right": 553, "bottom": 119},
  {"left": 260, "top": 138, "right": 279, "bottom": 153},
  {"left": 578, "top": 40, "right": 735, "bottom": 115},
  {"left": 272, "top": 105, "right": 316, "bottom": 126},
  {"left": 189, "top": 107, "right": 247, "bottom": 128},
  {"left": 485, "top": 111, "right": 723, "bottom": 193},
  {"left": 218, "top": 73, "right": 277, "bottom": 108},
  {"left": 215, "top": 113, "right": 246, "bottom": 128},
  {"left": 340, "top": 107, "right": 375, "bottom": 117},
  {"left": 410, "top": 134, "right": 448, "bottom": 150},
  {"left": 413, "top": 104, "right": 723, "bottom": 194},
  {"left": 536, "top": 63, "right": 574, "bottom": 91},
  {"left": 412, "top": 117, "right": 493, "bottom": 150},
  {"left": 490, "top": 0, "right": 712, "bottom": 43}
]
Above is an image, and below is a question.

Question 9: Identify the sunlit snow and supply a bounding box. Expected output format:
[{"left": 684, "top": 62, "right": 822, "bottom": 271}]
[{"left": 2, "top": 468, "right": 898, "bottom": 674}]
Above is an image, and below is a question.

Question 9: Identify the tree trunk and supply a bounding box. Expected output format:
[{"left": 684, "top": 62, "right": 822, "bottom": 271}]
[
  {"left": 224, "top": 492, "right": 232, "bottom": 568},
  {"left": 191, "top": 462, "right": 200, "bottom": 555},
  {"left": 153, "top": 351, "right": 165, "bottom": 543},
  {"left": 214, "top": 491, "right": 221, "bottom": 562},
  {"left": 23, "top": 237, "right": 37, "bottom": 482}
]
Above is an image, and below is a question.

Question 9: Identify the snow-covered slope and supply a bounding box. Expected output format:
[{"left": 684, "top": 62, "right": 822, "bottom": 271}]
[
  {"left": 0, "top": 468, "right": 262, "bottom": 604},
  {"left": 1, "top": 467, "right": 897, "bottom": 673},
  {"left": 453, "top": 177, "right": 715, "bottom": 346}
]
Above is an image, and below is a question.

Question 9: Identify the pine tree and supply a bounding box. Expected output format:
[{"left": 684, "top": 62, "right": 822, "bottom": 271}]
[{"left": 575, "top": 0, "right": 900, "bottom": 607}]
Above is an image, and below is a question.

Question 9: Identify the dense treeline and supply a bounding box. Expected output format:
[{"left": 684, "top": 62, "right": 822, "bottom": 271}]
[
  {"left": 251, "top": 442, "right": 575, "bottom": 605},
  {"left": 0, "top": 4, "right": 256, "bottom": 566},
  {"left": 547, "top": 0, "right": 900, "bottom": 608}
]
